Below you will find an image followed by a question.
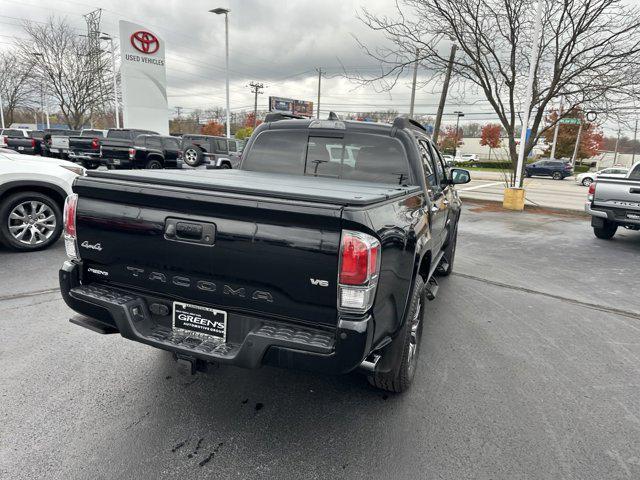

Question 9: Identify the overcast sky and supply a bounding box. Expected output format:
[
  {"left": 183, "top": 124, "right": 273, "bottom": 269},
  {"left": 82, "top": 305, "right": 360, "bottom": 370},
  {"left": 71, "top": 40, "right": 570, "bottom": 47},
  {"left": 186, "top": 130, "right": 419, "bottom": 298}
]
[
  {"left": 0, "top": 0, "right": 509, "bottom": 128},
  {"left": 0, "top": 0, "right": 632, "bottom": 135}
]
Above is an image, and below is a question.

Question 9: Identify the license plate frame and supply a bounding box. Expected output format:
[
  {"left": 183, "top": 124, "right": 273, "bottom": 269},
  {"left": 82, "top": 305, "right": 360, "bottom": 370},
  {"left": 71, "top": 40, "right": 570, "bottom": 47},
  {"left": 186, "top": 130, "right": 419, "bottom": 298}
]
[{"left": 172, "top": 301, "right": 227, "bottom": 341}]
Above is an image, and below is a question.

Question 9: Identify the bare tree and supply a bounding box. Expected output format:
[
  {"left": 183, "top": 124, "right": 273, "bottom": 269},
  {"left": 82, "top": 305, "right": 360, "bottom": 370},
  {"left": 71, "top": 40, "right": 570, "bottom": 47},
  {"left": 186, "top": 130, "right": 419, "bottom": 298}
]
[
  {"left": 16, "top": 17, "right": 113, "bottom": 129},
  {"left": 352, "top": 0, "right": 640, "bottom": 180},
  {"left": 0, "top": 51, "right": 32, "bottom": 125}
]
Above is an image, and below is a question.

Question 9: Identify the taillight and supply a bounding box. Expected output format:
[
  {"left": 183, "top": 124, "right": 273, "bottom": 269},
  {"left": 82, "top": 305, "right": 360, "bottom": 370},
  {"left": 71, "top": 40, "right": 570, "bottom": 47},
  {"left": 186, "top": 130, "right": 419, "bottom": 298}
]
[
  {"left": 588, "top": 182, "right": 596, "bottom": 202},
  {"left": 128, "top": 148, "right": 136, "bottom": 158},
  {"left": 63, "top": 194, "right": 80, "bottom": 260},
  {"left": 31, "top": 138, "right": 36, "bottom": 148},
  {"left": 338, "top": 230, "right": 381, "bottom": 312},
  {"left": 91, "top": 138, "right": 99, "bottom": 149}
]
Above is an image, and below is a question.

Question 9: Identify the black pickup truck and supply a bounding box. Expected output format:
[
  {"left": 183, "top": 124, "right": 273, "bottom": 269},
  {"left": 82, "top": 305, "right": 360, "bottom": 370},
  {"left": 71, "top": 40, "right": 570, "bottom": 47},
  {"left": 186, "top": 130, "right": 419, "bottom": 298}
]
[
  {"left": 5, "top": 130, "right": 43, "bottom": 155},
  {"left": 59, "top": 115, "right": 470, "bottom": 393},
  {"left": 68, "top": 129, "right": 108, "bottom": 169},
  {"left": 101, "top": 134, "right": 182, "bottom": 169}
]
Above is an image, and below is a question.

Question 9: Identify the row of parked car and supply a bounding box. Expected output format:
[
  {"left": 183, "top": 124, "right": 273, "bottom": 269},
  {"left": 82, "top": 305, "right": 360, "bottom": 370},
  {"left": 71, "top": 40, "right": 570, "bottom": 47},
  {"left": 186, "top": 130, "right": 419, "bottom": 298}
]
[{"left": 0, "top": 128, "right": 242, "bottom": 170}]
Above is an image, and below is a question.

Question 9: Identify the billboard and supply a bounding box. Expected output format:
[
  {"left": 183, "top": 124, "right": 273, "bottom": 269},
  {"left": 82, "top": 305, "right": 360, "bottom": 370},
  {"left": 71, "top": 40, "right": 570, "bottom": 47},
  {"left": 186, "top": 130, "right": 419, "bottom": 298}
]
[
  {"left": 269, "top": 96, "right": 314, "bottom": 117},
  {"left": 118, "top": 21, "right": 169, "bottom": 135}
]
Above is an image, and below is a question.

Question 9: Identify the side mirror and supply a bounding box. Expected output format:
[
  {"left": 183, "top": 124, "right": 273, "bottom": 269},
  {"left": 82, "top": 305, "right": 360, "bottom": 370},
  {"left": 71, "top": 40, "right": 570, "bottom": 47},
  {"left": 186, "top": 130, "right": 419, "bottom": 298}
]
[{"left": 450, "top": 168, "right": 471, "bottom": 185}]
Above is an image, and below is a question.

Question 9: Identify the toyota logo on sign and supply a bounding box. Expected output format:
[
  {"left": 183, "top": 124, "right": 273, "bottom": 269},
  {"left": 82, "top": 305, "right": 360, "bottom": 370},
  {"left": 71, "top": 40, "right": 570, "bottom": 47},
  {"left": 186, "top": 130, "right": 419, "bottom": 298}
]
[{"left": 130, "top": 30, "right": 159, "bottom": 54}]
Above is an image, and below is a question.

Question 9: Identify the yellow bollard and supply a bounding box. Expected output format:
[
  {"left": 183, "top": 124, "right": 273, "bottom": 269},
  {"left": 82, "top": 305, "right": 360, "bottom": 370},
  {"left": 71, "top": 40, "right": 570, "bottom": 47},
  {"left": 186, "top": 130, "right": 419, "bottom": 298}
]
[{"left": 503, "top": 188, "right": 525, "bottom": 211}]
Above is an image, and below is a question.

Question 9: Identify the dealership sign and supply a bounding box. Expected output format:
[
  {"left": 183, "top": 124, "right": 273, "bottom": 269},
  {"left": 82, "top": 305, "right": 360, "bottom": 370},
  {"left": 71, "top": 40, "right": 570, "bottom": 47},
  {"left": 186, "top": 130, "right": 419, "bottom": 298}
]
[
  {"left": 268, "top": 96, "right": 314, "bottom": 117},
  {"left": 118, "top": 21, "right": 168, "bottom": 135}
]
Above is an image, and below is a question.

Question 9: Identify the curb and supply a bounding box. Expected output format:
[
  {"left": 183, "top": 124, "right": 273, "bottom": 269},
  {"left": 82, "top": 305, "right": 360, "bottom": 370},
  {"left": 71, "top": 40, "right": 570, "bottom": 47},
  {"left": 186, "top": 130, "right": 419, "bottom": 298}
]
[{"left": 460, "top": 195, "right": 589, "bottom": 218}]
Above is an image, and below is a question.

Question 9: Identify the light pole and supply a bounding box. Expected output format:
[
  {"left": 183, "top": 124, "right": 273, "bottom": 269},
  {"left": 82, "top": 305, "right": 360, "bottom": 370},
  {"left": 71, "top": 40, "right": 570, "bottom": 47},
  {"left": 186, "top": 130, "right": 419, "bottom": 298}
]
[
  {"left": 100, "top": 33, "right": 120, "bottom": 128},
  {"left": 514, "top": 0, "right": 544, "bottom": 189},
  {"left": 453, "top": 111, "right": 464, "bottom": 157},
  {"left": 0, "top": 89, "right": 5, "bottom": 129},
  {"left": 31, "top": 52, "right": 47, "bottom": 128},
  {"left": 210, "top": 7, "right": 231, "bottom": 138}
]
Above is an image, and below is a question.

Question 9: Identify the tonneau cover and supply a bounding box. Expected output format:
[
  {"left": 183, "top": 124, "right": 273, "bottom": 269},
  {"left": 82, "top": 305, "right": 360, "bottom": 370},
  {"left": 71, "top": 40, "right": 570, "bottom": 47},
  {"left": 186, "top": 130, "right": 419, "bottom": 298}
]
[{"left": 84, "top": 169, "right": 420, "bottom": 206}]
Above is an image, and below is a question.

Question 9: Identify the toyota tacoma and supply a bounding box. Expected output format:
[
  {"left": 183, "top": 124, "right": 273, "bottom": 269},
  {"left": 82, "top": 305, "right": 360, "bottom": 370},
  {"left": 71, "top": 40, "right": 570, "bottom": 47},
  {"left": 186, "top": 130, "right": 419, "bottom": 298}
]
[{"left": 59, "top": 114, "right": 470, "bottom": 392}]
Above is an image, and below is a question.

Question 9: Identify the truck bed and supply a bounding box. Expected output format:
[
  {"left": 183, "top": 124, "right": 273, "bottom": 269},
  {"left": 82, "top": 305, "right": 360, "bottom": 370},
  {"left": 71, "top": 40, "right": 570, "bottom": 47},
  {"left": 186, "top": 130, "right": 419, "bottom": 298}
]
[{"left": 83, "top": 169, "right": 420, "bottom": 206}]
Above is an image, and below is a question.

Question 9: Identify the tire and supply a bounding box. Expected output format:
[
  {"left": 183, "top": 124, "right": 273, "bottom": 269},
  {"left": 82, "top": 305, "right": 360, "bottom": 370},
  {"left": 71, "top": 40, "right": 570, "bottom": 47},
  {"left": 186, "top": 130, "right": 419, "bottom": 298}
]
[
  {"left": 581, "top": 177, "right": 593, "bottom": 187},
  {"left": 593, "top": 221, "right": 618, "bottom": 240},
  {"left": 368, "top": 276, "right": 425, "bottom": 393},
  {"left": 183, "top": 147, "right": 204, "bottom": 167},
  {"left": 525, "top": 171, "right": 532, "bottom": 178},
  {"left": 436, "top": 222, "right": 458, "bottom": 277},
  {"left": 145, "top": 158, "right": 163, "bottom": 169},
  {"left": 83, "top": 161, "right": 99, "bottom": 170},
  {"left": 0, "top": 191, "right": 63, "bottom": 251},
  {"left": 552, "top": 171, "right": 563, "bottom": 180},
  {"left": 220, "top": 162, "right": 231, "bottom": 169}
]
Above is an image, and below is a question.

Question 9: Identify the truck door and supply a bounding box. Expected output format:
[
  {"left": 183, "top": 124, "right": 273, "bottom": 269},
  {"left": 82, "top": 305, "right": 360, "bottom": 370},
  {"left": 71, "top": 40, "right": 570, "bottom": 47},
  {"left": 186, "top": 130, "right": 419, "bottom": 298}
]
[{"left": 417, "top": 139, "right": 447, "bottom": 250}]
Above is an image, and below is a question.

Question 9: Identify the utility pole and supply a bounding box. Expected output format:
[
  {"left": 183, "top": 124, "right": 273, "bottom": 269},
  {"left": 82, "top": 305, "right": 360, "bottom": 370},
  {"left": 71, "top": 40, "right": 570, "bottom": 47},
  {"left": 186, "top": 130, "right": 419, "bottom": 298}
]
[
  {"left": 433, "top": 43, "right": 457, "bottom": 144},
  {"left": 316, "top": 68, "right": 322, "bottom": 118},
  {"left": 550, "top": 96, "right": 563, "bottom": 160},
  {"left": 632, "top": 119, "right": 638, "bottom": 164},
  {"left": 514, "top": 0, "right": 544, "bottom": 189},
  {"left": 249, "top": 81, "right": 264, "bottom": 127},
  {"left": 409, "top": 48, "right": 420, "bottom": 118},
  {"left": 175, "top": 106, "right": 183, "bottom": 117}
]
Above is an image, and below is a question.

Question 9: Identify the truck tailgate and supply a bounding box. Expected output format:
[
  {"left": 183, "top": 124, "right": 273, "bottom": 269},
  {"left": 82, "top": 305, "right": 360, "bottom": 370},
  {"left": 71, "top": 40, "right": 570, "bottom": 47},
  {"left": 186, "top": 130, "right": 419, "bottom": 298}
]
[
  {"left": 594, "top": 176, "right": 640, "bottom": 212},
  {"left": 72, "top": 171, "right": 367, "bottom": 327}
]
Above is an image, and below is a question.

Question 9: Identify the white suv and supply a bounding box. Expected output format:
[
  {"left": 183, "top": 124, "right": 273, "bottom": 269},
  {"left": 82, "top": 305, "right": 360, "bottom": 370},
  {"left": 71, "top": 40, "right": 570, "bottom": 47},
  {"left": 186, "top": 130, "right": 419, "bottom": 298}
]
[{"left": 0, "top": 151, "right": 84, "bottom": 251}]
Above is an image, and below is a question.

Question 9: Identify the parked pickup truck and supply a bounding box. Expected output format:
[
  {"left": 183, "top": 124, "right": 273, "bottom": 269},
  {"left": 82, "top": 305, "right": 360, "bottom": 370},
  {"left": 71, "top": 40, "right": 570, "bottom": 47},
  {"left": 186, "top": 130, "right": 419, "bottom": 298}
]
[
  {"left": 68, "top": 129, "right": 108, "bottom": 169},
  {"left": 59, "top": 115, "right": 471, "bottom": 393},
  {"left": 101, "top": 134, "right": 182, "bottom": 169},
  {"left": 47, "top": 129, "right": 81, "bottom": 158},
  {"left": 181, "top": 134, "right": 241, "bottom": 168},
  {"left": 5, "top": 130, "right": 44, "bottom": 155},
  {"left": 586, "top": 161, "right": 640, "bottom": 239}
]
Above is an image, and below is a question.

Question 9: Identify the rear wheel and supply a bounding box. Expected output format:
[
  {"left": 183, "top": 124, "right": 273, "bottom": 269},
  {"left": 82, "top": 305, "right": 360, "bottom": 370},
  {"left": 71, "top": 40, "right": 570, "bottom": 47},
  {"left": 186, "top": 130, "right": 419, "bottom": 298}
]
[
  {"left": 593, "top": 221, "right": 618, "bottom": 240},
  {"left": 145, "top": 158, "right": 163, "bottom": 169},
  {"left": 220, "top": 162, "right": 231, "bottom": 169},
  {"left": 368, "top": 276, "right": 424, "bottom": 393},
  {"left": 0, "top": 191, "right": 63, "bottom": 251},
  {"left": 525, "top": 171, "right": 532, "bottom": 178},
  {"left": 183, "top": 147, "right": 204, "bottom": 167},
  {"left": 552, "top": 171, "right": 563, "bottom": 180}
]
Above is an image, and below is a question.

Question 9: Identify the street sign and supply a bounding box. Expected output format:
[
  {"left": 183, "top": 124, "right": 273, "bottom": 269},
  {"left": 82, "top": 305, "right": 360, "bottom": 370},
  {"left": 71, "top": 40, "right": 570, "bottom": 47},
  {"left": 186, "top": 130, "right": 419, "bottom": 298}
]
[{"left": 559, "top": 117, "right": 581, "bottom": 125}]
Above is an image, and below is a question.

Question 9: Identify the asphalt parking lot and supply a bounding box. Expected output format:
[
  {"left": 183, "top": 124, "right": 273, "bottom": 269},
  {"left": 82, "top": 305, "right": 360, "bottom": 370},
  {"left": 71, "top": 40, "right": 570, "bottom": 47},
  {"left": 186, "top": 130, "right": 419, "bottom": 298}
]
[{"left": 1, "top": 204, "right": 639, "bottom": 480}]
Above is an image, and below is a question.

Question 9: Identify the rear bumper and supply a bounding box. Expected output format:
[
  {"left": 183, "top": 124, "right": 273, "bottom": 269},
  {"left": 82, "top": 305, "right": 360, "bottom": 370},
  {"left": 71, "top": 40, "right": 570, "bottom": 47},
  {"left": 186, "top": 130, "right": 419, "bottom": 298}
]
[
  {"left": 59, "top": 261, "right": 373, "bottom": 374},
  {"left": 101, "top": 157, "right": 132, "bottom": 168},
  {"left": 69, "top": 152, "right": 100, "bottom": 163},
  {"left": 586, "top": 203, "right": 640, "bottom": 227}
]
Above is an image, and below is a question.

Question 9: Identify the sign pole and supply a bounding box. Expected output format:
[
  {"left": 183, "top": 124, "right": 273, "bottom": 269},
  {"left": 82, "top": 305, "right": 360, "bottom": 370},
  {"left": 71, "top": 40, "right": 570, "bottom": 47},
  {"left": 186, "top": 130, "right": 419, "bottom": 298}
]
[
  {"left": 570, "top": 122, "right": 583, "bottom": 167},
  {"left": 550, "top": 96, "right": 563, "bottom": 160}
]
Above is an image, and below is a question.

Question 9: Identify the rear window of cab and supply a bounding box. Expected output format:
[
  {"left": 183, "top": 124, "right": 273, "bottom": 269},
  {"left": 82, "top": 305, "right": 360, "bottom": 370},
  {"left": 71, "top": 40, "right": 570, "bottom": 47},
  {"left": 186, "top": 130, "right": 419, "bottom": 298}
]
[{"left": 243, "top": 130, "right": 411, "bottom": 185}]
